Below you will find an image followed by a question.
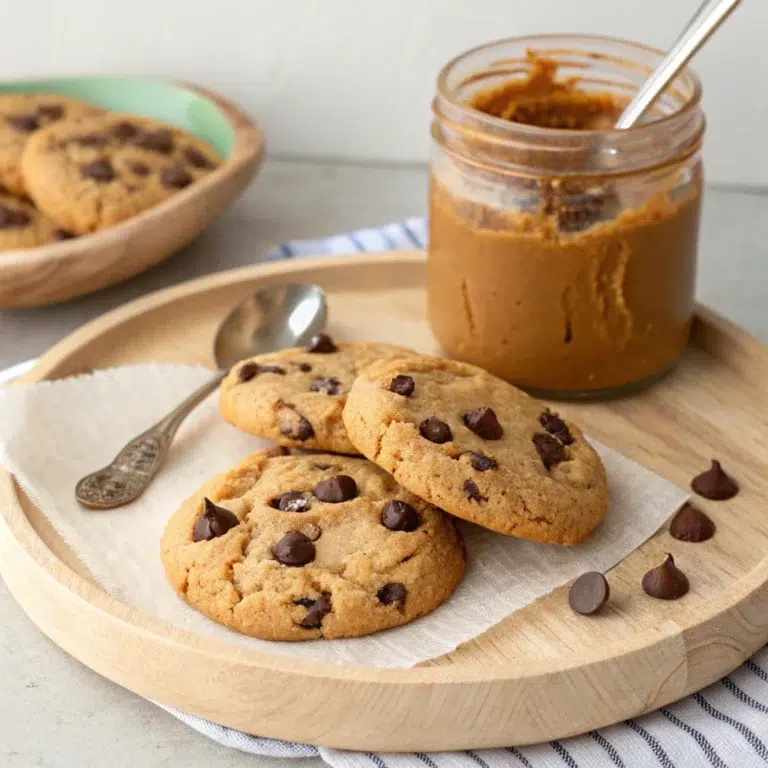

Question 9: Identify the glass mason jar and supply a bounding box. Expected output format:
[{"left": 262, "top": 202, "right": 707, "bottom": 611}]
[{"left": 428, "top": 35, "right": 705, "bottom": 399}]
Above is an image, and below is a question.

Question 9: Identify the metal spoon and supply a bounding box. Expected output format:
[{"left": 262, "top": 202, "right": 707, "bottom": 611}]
[
  {"left": 615, "top": 0, "right": 742, "bottom": 129},
  {"left": 74, "top": 283, "right": 328, "bottom": 509}
]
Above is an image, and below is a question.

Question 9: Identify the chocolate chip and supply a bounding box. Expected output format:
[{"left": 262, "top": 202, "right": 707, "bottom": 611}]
[
  {"left": 184, "top": 146, "right": 214, "bottom": 169},
  {"left": 160, "top": 166, "right": 193, "bottom": 189},
  {"left": 297, "top": 362, "right": 312, "bottom": 372},
  {"left": 466, "top": 451, "right": 497, "bottom": 471},
  {"left": 134, "top": 128, "right": 174, "bottom": 153},
  {"left": 237, "top": 362, "right": 286, "bottom": 382},
  {"left": 276, "top": 403, "right": 314, "bottom": 441},
  {"left": 381, "top": 500, "right": 420, "bottom": 531},
  {"left": 300, "top": 522, "right": 322, "bottom": 541},
  {"left": 377, "top": 583, "right": 407, "bottom": 610},
  {"left": 691, "top": 460, "right": 738, "bottom": 500},
  {"left": 389, "top": 375, "right": 415, "bottom": 397},
  {"left": 130, "top": 161, "right": 150, "bottom": 177},
  {"left": 0, "top": 205, "right": 30, "bottom": 229},
  {"left": 54, "top": 228, "right": 75, "bottom": 240},
  {"left": 642, "top": 554, "right": 689, "bottom": 600},
  {"left": 192, "top": 497, "right": 239, "bottom": 542},
  {"left": 463, "top": 479, "right": 486, "bottom": 502},
  {"left": 309, "top": 376, "right": 342, "bottom": 396},
  {"left": 272, "top": 531, "right": 315, "bottom": 566},
  {"left": 306, "top": 333, "right": 337, "bottom": 353},
  {"left": 81, "top": 158, "right": 115, "bottom": 183},
  {"left": 72, "top": 134, "right": 109, "bottom": 148},
  {"left": 298, "top": 594, "right": 332, "bottom": 628},
  {"left": 315, "top": 474, "right": 357, "bottom": 503},
  {"left": 539, "top": 409, "right": 574, "bottom": 445},
  {"left": 272, "top": 491, "right": 311, "bottom": 513},
  {"left": 669, "top": 503, "right": 715, "bottom": 543},
  {"left": 36, "top": 104, "right": 64, "bottom": 120},
  {"left": 112, "top": 121, "right": 139, "bottom": 141},
  {"left": 533, "top": 432, "right": 565, "bottom": 470},
  {"left": 419, "top": 417, "right": 452, "bottom": 444},
  {"left": 569, "top": 572, "right": 610, "bottom": 615},
  {"left": 8, "top": 114, "right": 39, "bottom": 132},
  {"left": 463, "top": 407, "right": 503, "bottom": 440}
]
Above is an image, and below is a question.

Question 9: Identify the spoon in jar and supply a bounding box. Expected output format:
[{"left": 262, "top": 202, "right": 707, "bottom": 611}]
[{"left": 74, "top": 282, "right": 328, "bottom": 509}]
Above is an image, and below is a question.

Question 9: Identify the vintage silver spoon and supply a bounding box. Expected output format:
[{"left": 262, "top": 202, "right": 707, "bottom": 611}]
[{"left": 75, "top": 282, "right": 328, "bottom": 509}]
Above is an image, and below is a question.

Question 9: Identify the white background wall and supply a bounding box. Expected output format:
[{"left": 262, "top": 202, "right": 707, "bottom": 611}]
[{"left": 3, "top": 1, "right": 766, "bottom": 186}]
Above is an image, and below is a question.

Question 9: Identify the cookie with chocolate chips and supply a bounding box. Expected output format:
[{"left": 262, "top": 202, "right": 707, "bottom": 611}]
[
  {"left": 0, "top": 93, "right": 104, "bottom": 196},
  {"left": 342, "top": 355, "right": 608, "bottom": 545},
  {"left": 219, "top": 337, "right": 415, "bottom": 454},
  {"left": 20, "top": 113, "right": 220, "bottom": 233},
  {"left": 161, "top": 449, "right": 465, "bottom": 640},
  {"left": 0, "top": 188, "right": 74, "bottom": 251}
]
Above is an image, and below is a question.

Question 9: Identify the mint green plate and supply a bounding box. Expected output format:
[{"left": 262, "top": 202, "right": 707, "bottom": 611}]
[{"left": 0, "top": 76, "right": 264, "bottom": 308}]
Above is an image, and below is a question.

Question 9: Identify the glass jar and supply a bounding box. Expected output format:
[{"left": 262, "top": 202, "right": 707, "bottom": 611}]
[{"left": 428, "top": 35, "right": 705, "bottom": 398}]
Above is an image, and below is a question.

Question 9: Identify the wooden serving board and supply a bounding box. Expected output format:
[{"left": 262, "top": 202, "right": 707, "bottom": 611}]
[{"left": 1, "top": 251, "right": 767, "bottom": 752}]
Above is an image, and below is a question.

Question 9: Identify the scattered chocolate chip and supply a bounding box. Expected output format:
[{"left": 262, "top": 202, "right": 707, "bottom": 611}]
[
  {"left": 463, "top": 407, "right": 503, "bottom": 440},
  {"left": 54, "top": 228, "right": 75, "bottom": 240},
  {"left": 463, "top": 479, "right": 486, "bottom": 502},
  {"left": 272, "top": 531, "right": 315, "bottom": 566},
  {"left": 130, "top": 161, "right": 150, "bottom": 177},
  {"left": 160, "top": 166, "right": 193, "bottom": 189},
  {"left": 298, "top": 593, "right": 332, "bottom": 628},
  {"left": 237, "top": 362, "right": 286, "bottom": 382},
  {"left": 381, "top": 500, "right": 420, "bottom": 531},
  {"left": 691, "top": 460, "right": 738, "bottom": 500},
  {"left": 7, "top": 114, "right": 39, "bottom": 132},
  {"left": 306, "top": 333, "right": 337, "bottom": 353},
  {"left": 300, "top": 522, "right": 322, "bottom": 541},
  {"left": 81, "top": 158, "right": 115, "bottom": 183},
  {"left": 389, "top": 375, "right": 415, "bottom": 397},
  {"left": 466, "top": 451, "right": 497, "bottom": 471},
  {"left": 315, "top": 474, "right": 357, "bottom": 503},
  {"left": 669, "top": 503, "right": 715, "bottom": 543},
  {"left": 193, "top": 497, "right": 239, "bottom": 542},
  {"left": 533, "top": 432, "right": 565, "bottom": 470},
  {"left": 377, "top": 583, "right": 407, "bottom": 610},
  {"left": 184, "top": 146, "right": 214, "bottom": 169},
  {"left": 0, "top": 204, "right": 30, "bottom": 229},
  {"left": 296, "top": 362, "right": 312, "bottom": 372},
  {"left": 277, "top": 404, "right": 314, "bottom": 441},
  {"left": 112, "top": 121, "right": 138, "bottom": 141},
  {"left": 539, "top": 409, "right": 574, "bottom": 445},
  {"left": 419, "top": 417, "right": 452, "bottom": 444},
  {"left": 134, "top": 128, "right": 174, "bottom": 153},
  {"left": 569, "top": 571, "right": 610, "bottom": 615},
  {"left": 36, "top": 104, "right": 64, "bottom": 120},
  {"left": 72, "top": 133, "right": 109, "bottom": 148},
  {"left": 310, "top": 376, "right": 342, "bottom": 396},
  {"left": 642, "top": 554, "right": 689, "bottom": 600},
  {"left": 272, "top": 491, "right": 311, "bottom": 513}
]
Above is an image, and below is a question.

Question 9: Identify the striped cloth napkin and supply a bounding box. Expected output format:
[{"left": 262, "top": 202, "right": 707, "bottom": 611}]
[{"left": 6, "top": 219, "right": 768, "bottom": 767}]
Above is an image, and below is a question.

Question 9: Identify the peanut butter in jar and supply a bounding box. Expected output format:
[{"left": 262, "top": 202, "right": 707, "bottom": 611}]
[{"left": 428, "top": 38, "right": 705, "bottom": 398}]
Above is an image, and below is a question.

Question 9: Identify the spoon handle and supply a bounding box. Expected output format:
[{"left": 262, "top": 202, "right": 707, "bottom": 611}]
[
  {"left": 615, "top": 0, "right": 742, "bottom": 129},
  {"left": 74, "top": 370, "right": 226, "bottom": 509}
]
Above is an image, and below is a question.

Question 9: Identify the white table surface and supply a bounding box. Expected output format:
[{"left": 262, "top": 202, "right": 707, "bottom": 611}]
[{"left": 1, "top": 159, "right": 766, "bottom": 767}]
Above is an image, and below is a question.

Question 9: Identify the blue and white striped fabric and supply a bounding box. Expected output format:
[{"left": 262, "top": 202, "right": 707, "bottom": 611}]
[{"left": 6, "top": 219, "right": 768, "bottom": 767}]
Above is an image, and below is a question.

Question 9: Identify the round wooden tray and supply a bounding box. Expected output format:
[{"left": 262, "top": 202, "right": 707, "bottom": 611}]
[{"left": 1, "top": 251, "right": 767, "bottom": 752}]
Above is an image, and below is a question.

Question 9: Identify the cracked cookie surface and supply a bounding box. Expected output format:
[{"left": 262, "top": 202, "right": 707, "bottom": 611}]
[
  {"left": 21, "top": 113, "right": 220, "bottom": 233},
  {"left": 161, "top": 448, "right": 466, "bottom": 640},
  {"left": 220, "top": 336, "right": 415, "bottom": 454},
  {"left": 342, "top": 356, "right": 608, "bottom": 545}
]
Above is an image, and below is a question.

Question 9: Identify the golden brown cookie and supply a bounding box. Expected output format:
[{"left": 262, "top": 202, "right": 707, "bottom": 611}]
[
  {"left": 0, "top": 93, "right": 104, "bottom": 196},
  {"left": 161, "top": 449, "right": 466, "bottom": 640},
  {"left": 0, "top": 188, "right": 73, "bottom": 251},
  {"left": 21, "top": 113, "right": 220, "bottom": 233},
  {"left": 220, "top": 334, "right": 415, "bottom": 454},
  {"left": 342, "top": 355, "right": 609, "bottom": 545}
]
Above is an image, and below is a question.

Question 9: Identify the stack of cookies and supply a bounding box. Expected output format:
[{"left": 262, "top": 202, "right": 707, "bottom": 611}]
[
  {"left": 161, "top": 334, "right": 609, "bottom": 641},
  {"left": 0, "top": 93, "right": 219, "bottom": 251}
]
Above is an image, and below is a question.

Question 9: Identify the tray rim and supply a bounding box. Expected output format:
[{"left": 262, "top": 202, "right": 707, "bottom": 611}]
[{"left": 2, "top": 251, "right": 767, "bottom": 749}]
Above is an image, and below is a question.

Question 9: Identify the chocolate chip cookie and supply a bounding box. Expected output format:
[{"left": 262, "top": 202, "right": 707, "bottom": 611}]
[
  {"left": 0, "top": 93, "right": 104, "bottom": 196},
  {"left": 21, "top": 113, "right": 220, "bottom": 233},
  {"left": 342, "top": 356, "right": 609, "bottom": 545},
  {"left": 0, "top": 188, "right": 73, "bottom": 251},
  {"left": 161, "top": 448, "right": 466, "bottom": 640},
  {"left": 220, "top": 335, "right": 415, "bottom": 454}
]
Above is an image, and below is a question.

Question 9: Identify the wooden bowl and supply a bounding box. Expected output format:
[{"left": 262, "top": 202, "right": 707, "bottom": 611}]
[{"left": 0, "top": 76, "right": 264, "bottom": 308}]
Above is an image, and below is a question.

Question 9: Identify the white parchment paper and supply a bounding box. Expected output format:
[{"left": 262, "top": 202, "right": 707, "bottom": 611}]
[{"left": 0, "top": 365, "right": 687, "bottom": 667}]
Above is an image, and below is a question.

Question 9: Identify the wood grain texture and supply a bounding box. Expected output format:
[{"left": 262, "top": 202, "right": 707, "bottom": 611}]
[
  {"left": 0, "top": 83, "right": 264, "bottom": 309},
  {"left": 0, "top": 251, "right": 767, "bottom": 751}
]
